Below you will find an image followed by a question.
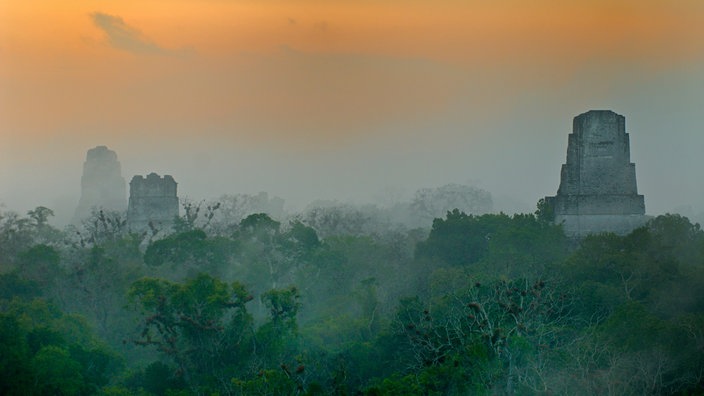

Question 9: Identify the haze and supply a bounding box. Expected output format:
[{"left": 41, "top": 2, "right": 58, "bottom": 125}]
[{"left": 2, "top": 0, "right": 704, "bottom": 224}]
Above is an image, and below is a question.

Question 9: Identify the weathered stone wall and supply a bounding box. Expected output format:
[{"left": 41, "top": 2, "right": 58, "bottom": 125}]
[
  {"left": 127, "top": 173, "right": 179, "bottom": 232},
  {"left": 546, "top": 110, "right": 647, "bottom": 237},
  {"left": 555, "top": 214, "right": 649, "bottom": 236},
  {"left": 551, "top": 194, "right": 645, "bottom": 215},
  {"left": 73, "top": 146, "right": 126, "bottom": 223}
]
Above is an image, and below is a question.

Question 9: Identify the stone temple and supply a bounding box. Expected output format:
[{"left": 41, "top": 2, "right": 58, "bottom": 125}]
[
  {"left": 127, "top": 173, "right": 179, "bottom": 232},
  {"left": 545, "top": 110, "right": 647, "bottom": 237},
  {"left": 73, "top": 146, "right": 127, "bottom": 223}
]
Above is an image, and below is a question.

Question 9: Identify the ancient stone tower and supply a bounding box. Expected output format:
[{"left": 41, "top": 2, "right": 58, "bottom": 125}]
[
  {"left": 127, "top": 173, "right": 179, "bottom": 231},
  {"left": 73, "top": 146, "right": 127, "bottom": 223},
  {"left": 545, "top": 110, "right": 647, "bottom": 236}
]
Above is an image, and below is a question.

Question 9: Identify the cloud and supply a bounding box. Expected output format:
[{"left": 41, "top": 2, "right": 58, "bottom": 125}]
[{"left": 90, "top": 12, "right": 167, "bottom": 55}]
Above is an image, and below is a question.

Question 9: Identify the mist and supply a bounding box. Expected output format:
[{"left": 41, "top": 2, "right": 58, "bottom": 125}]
[
  {"left": 3, "top": 2, "right": 704, "bottom": 394},
  {"left": 3, "top": 2, "right": 704, "bottom": 223},
  {"left": 2, "top": 76, "right": 703, "bottom": 226}
]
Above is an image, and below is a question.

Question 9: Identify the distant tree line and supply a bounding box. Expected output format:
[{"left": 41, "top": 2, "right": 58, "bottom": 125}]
[{"left": 0, "top": 196, "right": 703, "bottom": 395}]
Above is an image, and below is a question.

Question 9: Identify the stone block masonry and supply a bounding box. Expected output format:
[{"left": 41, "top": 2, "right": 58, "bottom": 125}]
[
  {"left": 545, "top": 110, "right": 647, "bottom": 237},
  {"left": 127, "top": 173, "right": 179, "bottom": 232}
]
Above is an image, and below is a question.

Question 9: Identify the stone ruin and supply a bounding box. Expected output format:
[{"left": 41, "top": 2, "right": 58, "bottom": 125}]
[
  {"left": 544, "top": 110, "right": 647, "bottom": 237},
  {"left": 127, "top": 173, "right": 179, "bottom": 232},
  {"left": 73, "top": 146, "right": 127, "bottom": 223}
]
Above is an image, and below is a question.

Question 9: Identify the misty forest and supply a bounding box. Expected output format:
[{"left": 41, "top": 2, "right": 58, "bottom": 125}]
[
  {"left": 1, "top": 179, "right": 704, "bottom": 395},
  {"left": 5, "top": 0, "right": 704, "bottom": 394}
]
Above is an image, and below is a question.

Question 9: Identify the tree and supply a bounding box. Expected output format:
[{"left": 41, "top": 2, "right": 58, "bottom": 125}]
[
  {"left": 646, "top": 214, "right": 704, "bottom": 273},
  {"left": 562, "top": 222, "right": 697, "bottom": 318},
  {"left": 296, "top": 201, "right": 392, "bottom": 239},
  {"left": 129, "top": 274, "right": 254, "bottom": 391},
  {"left": 0, "top": 208, "right": 58, "bottom": 268},
  {"left": 553, "top": 303, "right": 704, "bottom": 395},
  {"left": 0, "top": 294, "right": 122, "bottom": 395},
  {"left": 144, "top": 229, "right": 236, "bottom": 280},
  {"left": 173, "top": 199, "right": 221, "bottom": 234},
  {"left": 415, "top": 209, "right": 491, "bottom": 266},
  {"left": 16, "top": 244, "right": 62, "bottom": 294},
  {"left": 394, "top": 273, "right": 574, "bottom": 394},
  {"left": 535, "top": 198, "right": 554, "bottom": 223},
  {"left": 208, "top": 193, "right": 285, "bottom": 236},
  {"left": 0, "top": 273, "right": 41, "bottom": 300},
  {"left": 280, "top": 221, "right": 321, "bottom": 262},
  {"left": 27, "top": 206, "right": 54, "bottom": 227},
  {"left": 416, "top": 211, "right": 567, "bottom": 278},
  {"left": 233, "top": 213, "right": 294, "bottom": 290},
  {"left": 255, "top": 287, "right": 302, "bottom": 366},
  {"left": 550, "top": 217, "right": 704, "bottom": 394},
  {"left": 32, "top": 345, "right": 84, "bottom": 395},
  {"left": 410, "top": 184, "right": 493, "bottom": 226},
  {"left": 77, "top": 209, "right": 128, "bottom": 247},
  {"left": 0, "top": 314, "right": 33, "bottom": 395}
]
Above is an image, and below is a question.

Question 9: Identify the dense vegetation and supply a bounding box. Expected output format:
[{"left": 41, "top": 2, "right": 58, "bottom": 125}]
[{"left": 1, "top": 199, "right": 703, "bottom": 395}]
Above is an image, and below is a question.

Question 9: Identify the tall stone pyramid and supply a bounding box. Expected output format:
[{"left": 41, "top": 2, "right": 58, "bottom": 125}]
[
  {"left": 73, "top": 146, "right": 127, "bottom": 223},
  {"left": 545, "top": 110, "right": 647, "bottom": 236}
]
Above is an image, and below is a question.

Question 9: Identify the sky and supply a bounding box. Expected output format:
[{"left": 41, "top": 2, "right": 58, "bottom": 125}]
[{"left": 1, "top": 0, "right": 704, "bottom": 224}]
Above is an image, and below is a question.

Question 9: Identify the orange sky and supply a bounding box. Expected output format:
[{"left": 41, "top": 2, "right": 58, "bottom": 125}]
[
  {"left": 4, "top": 1, "right": 703, "bottom": 61},
  {"left": 2, "top": 0, "right": 703, "bottom": 143},
  {"left": 1, "top": 0, "right": 704, "bottom": 220}
]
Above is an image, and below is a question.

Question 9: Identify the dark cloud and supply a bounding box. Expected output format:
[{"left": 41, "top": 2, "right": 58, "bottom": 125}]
[{"left": 90, "top": 12, "right": 166, "bottom": 55}]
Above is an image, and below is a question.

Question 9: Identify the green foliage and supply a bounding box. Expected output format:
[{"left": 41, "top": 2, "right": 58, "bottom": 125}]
[
  {"left": 365, "top": 349, "right": 498, "bottom": 396},
  {"left": 231, "top": 366, "right": 307, "bottom": 396},
  {"left": 16, "top": 244, "right": 62, "bottom": 291},
  {"left": 32, "top": 345, "right": 85, "bottom": 395},
  {"left": 295, "top": 234, "right": 397, "bottom": 344},
  {"left": 281, "top": 221, "right": 321, "bottom": 261},
  {"left": 129, "top": 275, "right": 311, "bottom": 393},
  {"left": 0, "top": 297, "right": 122, "bottom": 395},
  {"left": 3, "top": 201, "right": 704, "bottom": 395},
  {"left": 482, "top": 213, "right": 567, "bottom": 276},
  {"left": 262, "top": 287, "right": 301, "bottom": 327},
  {"left": 563, "top": 215, "right": 704, "bottom": 318},
  {"left": 255, "top": 287, "right": 302, "bottom": 367},
  {"left": 597, "top": 302, "right": 669, "bottom": 352},
  {"left": 416, "top": 209, "right": 490, "bottom": 265},
  {"left": 0, "top": 314, "right": 32, "bottom": 395},
  {"left": 230, "top": 213, "right": 296, "bottom": 290},
  {"left": 392, "top": 274, "right": 574, "bottom": 394},
  {"left": 144, "top": 230, "right": 231, "bottom": 269},
  {"left": 123, "top": 361, "right": 187, "bottom": 395},
  {"left": 99, "top": 386, "right": 151, "bottom": 396},
  {"left": 366, "top": 373, "right": 424, "bottom": 395},
  {"left": 129, "top": 274, "right": 254, "bottom": 389},
  {"left": 239, "top": 213, "right": 281, "bottom": 240},
  {"left": 0, "top": 207, "right": 62, "bottom": 268},
  {"left": 544, "top": 216, "right": 704, "bottom": 394},
  {"left": 535, "top": 197, "right": 554, "bottom": 223},
  {"left": 0, "top": 272, "right": 41, "bottom": 300},
  {"left": 416, "top": 211, "right": 567, "bottom": 276}
]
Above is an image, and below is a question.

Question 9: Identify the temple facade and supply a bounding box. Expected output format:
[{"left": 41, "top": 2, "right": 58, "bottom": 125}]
[
  {"left": 73, "top": 146, "right": 126, "bottom": 223},
  {"left": 545, "top": 110, "right": 647, "bottom": 236},
  {"left": 127, "top": 173, "right": 179, "bottom": 232}
]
